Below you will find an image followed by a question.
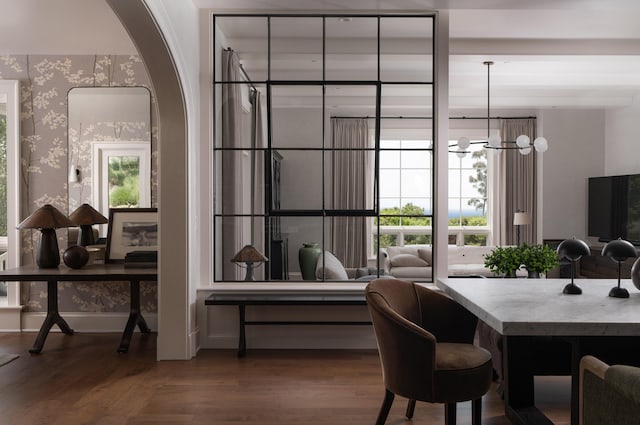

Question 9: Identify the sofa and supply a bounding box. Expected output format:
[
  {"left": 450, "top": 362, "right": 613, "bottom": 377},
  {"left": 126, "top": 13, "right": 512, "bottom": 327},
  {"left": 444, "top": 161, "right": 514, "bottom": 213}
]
[
  {"left": 315, "top": 251, "right": 393, "bottom": 281},
  {"left": 378, "top": 245, "right": 499, "bottom": 280}
]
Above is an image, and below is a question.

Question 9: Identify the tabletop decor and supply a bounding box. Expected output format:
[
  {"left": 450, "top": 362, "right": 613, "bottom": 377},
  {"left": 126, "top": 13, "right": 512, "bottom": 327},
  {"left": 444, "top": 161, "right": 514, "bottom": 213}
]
[
  {"left": 105, "top": 208, "right": 158, "bottom": 263},
  {"left": 602, "top": 238, "right": 637, "bottom": 298},
  {"left": 231, "top": 244, "right": 268, "bottom": 281},
  {"left": 557, "top": 237, "right": 590, "bottom": 294},
  {"left": 63, "top": 245, "right": 89, "bottom": 269},
  {"left": 17, "top": 204, "right": 74, "bottom": 268},
  {"left": 68, "top": 203, "right": 108, "bottom": 246}
]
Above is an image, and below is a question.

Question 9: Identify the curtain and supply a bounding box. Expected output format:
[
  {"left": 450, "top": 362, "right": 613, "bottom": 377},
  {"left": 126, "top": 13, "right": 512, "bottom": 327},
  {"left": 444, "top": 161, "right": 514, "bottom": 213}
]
[
  {"left": 250, "top": 89, "right": 266, "bottom": 280},
  {"left": 330, "top": 118, "right": 370, "bottom": 268},
  {"left": 221, "top": 49, "right": 244, "bottom": 280},
  {"left": 498, "top": 119, "right": 538, "bottom": 245}
]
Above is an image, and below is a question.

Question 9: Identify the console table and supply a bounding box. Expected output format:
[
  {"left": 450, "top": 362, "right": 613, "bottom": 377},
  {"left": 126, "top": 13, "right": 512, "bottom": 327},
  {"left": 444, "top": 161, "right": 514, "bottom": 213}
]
[
  {"left": 0, "top": 264, "right": 157, "bottom": 354},
  {"left": 205, "top": 293, "right": 369, "bottom": 357}
]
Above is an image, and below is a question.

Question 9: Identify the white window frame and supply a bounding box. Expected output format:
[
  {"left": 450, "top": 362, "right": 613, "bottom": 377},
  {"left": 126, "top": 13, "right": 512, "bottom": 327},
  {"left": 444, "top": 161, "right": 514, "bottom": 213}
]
[
  {"left": 0, "top": 80, "right": 20, "bottom": 307},
  {"left": 91, "top": 141, "right": 151, "bottom": 232}
]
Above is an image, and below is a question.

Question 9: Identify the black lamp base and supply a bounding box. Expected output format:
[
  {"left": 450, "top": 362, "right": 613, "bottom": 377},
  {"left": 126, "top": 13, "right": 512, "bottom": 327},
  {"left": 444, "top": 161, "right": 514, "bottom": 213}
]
[
  {"left": 609, "top": 286, "right": 630, "bottom": 298},
  {"left": 37, "top": 228, "right": 60, "bottom": 268},
  {"left": 563, "top": 283, "right": 582, "bottom": 295}
]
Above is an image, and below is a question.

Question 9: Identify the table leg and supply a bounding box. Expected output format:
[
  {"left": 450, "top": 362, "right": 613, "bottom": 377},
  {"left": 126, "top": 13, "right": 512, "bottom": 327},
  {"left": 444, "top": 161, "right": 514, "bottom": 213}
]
[
  {"left": 118, "top": 280, "right": 150, "bottom": 353},
  {"left": 238, "top": 304, "right": 246, "bottom": 358},
  {"left": 503, "top": 335, "right": 553, "bottom": 425},
  {"left": 29, "top": 280, "right": 74, "bottom": 354}
]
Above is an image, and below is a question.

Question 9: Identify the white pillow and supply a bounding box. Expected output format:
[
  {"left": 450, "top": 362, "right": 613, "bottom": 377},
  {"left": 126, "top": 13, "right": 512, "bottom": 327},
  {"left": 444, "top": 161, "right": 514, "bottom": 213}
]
[
  {"left": 417, "top": 248, "right": 432, "bottom": 265},
  {"left": 390, "top": 253, "right": 429, "bottom": 268},
  {"left": 315, "top": 251, "right": 349, "bottom": 280}
]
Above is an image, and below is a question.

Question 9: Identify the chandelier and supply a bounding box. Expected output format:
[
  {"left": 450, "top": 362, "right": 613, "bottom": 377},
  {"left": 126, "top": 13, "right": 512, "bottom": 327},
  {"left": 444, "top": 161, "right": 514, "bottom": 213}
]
[{"left": 451, "top": 61, "right": 549, "bottom": 158}]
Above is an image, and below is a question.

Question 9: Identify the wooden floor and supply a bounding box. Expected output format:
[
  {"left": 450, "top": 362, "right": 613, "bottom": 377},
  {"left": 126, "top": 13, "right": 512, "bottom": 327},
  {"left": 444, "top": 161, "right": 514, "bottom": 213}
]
[{"left": 0, "top": 332, "right": 570, "bottom": 425}]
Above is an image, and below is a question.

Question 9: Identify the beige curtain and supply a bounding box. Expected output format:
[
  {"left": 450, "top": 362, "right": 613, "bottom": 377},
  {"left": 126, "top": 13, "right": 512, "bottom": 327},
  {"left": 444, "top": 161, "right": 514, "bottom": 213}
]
[
  {"left": 330, "top": 118, "right": 370, "bottom": 268},
  {"left": 250, "top": 89, "right": 266, "bottom": 279},
  {"left": 221, "top": 49, "right": 244, "bottom": 279},
  {"left": 498, "top": 119, "right": 537, "bottom": 245}
]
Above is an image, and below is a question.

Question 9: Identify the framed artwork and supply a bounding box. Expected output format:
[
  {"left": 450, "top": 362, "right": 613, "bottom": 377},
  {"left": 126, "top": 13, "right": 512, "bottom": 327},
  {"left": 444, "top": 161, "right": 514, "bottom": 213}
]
[{"left": 105, "top": 208, "right": 158, "bottom": 263}]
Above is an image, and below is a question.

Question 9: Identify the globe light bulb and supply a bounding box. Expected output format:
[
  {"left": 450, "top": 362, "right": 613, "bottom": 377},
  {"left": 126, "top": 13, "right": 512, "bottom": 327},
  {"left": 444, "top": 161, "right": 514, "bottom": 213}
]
[
  {"left": 456, "top": 148, "right": 466, "bottom": 158},
  {"left": 457, "top": 136, "right": 471, "bottom": 150},
  {"left": 487, "top": 134, "right": 502, "bottom": 148},
  {"left": 516, "top": 134, "right": 530, "bottom": 149},
  {"left": 519, "top": 147, "right": 532, "bottom": 155},
  {"left": 534, "top": 137, "right": 548, "bottom": 152}
]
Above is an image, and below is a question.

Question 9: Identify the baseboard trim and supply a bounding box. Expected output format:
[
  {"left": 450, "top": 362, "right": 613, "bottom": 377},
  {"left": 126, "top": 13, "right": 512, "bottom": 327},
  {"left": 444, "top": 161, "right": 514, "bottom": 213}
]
[
  {"left": 21, "top": 312, "right": 158, "bottom": 333},
  {"left": 0, "top": 305, "right": 23, "bottom": 332}
]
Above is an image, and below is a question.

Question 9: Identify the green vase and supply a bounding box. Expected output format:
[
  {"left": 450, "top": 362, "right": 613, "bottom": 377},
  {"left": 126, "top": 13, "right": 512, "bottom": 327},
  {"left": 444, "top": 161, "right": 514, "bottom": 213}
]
[{"left": 299, "top": 243, "right": 321, "bottom": 280}]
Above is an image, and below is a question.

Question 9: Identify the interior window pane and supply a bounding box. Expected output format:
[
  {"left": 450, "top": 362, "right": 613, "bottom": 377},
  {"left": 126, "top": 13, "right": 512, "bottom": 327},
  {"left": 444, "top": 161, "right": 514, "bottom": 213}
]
[
  {"left": 400, "top": 149, "right": 430, "bottom": 169},
  {"left": 214, "top": 216, "right": 268, "bottom": 281},
  {"left": 379, "top": 198, "right": 400, "bottom": 210},
  {"left": 380, "top": 150, "right": 400, "bottom": 168},
  {"left": 448, "top": 198, "right": 461, "bottom": 225},
  {"left": 380, "top": 139, "right": 400, "bottom": 149},
  {"left": 271, "top": 17, "right": 323, "bottom": 80},
  {"left": 401, "top": 198, "right": 431, "bottom": 213},
  {"left": 326, "top": 17, "right": 378, "bottom": 81},
  {"left": 279, "top": 216, "right": 325, "bottom": 280},
  {"left": 400, "top": 170, "right": 429, "bottom": 198},
  {"left": 461, "top": 170, "right": 483, "bottom": 198},
  {"left": 278, "top": 150, "right": 323, "bottom": 210},
  {"left": 214, "top": 16, "right": 268, "bottom": 82},
  {"left": 462, "top": 198, "right": 488, "bottom": 219},
  {"left": 402, "top": 139, "right": 431, "bottom": 149},
  {"left": 380, "top": 17, "right": 433, "bottom": 82},
  {"left": 380, "top": 169, "right": 400, "bottom": 198},
  {"left": 271, "top": 85, "right": 323, "bottom": 149}
]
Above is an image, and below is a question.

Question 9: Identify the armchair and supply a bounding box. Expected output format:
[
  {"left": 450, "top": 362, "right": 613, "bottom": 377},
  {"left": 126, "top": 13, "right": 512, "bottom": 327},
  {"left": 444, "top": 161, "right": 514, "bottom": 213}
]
[
  {"left": 365, "top": 278, "right": 493, "bottom": 425},
  {"left": 580, "top": 355, "right": 640, "bottom": 425}
]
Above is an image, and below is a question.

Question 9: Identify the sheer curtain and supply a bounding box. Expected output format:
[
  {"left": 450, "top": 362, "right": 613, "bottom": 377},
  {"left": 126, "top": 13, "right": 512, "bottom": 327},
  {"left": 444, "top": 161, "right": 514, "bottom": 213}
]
[
  {"left": 221, "top": 49, "right": 244, "bottom": 279},
  {"left": 330, "top": 118, "right": 371, "bottom": 268},
  {"left": 498, "top": 119, "right": 538, "bottom": 245}
]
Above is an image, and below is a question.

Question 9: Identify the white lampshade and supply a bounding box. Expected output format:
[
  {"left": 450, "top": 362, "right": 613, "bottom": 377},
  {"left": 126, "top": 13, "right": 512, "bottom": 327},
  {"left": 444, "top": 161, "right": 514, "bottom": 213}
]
[
  {"left": 457, "top": 136, "right": 471, "bottom": 150},
  {"left": 534, "top": 137, "right": 548, "bottom": 152},
  {"left": 487, "top": 134, "right": 502, "bottom": 148},
  {"left": 516, "top": 134, "right": 530, "bottom": 148},
  {"left": 519, "top": 147, "right": 532, "bottom": 155},
  {"left": 513, "top": 211, "right": 531, "bottom": 226},
  {"left": 456, "top": 149, "right": 466, "bottom": 158}
]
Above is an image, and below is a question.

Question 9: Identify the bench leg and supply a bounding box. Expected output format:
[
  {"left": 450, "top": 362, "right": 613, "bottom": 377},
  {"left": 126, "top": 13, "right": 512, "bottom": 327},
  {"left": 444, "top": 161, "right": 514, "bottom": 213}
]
[{"left": 238, "top": 304, "right": 246, "bottom": 357}]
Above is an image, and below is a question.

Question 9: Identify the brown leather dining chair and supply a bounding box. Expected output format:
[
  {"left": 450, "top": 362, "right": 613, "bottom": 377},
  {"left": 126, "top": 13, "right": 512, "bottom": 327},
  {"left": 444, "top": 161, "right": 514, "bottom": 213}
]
[{"left": 365, "top": 278, "right": 493, "bottom": 425}]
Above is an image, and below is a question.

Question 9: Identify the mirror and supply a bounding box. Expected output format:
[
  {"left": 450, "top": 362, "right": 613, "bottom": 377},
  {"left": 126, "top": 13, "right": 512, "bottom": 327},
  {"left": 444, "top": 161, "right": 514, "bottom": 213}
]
[{"left": 68, "top": 87, "right": 152, "bottom": 236}]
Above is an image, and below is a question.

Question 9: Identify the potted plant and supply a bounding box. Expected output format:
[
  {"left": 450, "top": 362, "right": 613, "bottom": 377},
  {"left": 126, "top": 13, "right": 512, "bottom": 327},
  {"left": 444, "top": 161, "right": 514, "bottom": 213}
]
[
  {"left": 483, "top": 246, "right": 523, "bottom": 277},
  {"left": 520, "top": 243, "right": 559, "bottom": 278}
]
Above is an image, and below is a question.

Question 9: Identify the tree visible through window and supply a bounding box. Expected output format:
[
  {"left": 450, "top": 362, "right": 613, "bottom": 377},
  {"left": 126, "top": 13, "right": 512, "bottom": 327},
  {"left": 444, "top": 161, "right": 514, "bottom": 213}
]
[{"left": 108, "top": 156, "right": 140, "bottom": 208}]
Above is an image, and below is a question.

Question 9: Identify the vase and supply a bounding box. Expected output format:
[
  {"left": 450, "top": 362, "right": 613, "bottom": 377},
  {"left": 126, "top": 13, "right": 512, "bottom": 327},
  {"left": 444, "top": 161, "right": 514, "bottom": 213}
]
[{"left": 299, "top": 243, "right": 321, "bottom": 280}]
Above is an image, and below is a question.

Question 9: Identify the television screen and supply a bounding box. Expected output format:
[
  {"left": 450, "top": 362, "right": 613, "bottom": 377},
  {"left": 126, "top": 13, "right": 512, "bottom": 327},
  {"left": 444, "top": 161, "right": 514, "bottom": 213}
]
[
  {"left": 588, "top": 177, "right": 614, "bottom": 240},
  {"left": 588, "top": 174, "right": 640, "bottom": 245},
  {"left": 626, "top": 175, "right": 640, "bottom": 243}
]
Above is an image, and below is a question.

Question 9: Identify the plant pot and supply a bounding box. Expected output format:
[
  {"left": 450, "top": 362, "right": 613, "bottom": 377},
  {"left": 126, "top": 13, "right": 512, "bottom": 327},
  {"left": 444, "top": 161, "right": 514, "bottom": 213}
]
[{"left": 298, "top": 243, "right": 321, "bottom": 280}]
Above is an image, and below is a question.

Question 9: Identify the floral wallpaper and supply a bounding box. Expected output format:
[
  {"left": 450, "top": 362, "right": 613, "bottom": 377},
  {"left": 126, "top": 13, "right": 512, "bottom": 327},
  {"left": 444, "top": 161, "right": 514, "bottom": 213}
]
[{"left": 0, "top": 55, "right": 157, "bottom": 313}]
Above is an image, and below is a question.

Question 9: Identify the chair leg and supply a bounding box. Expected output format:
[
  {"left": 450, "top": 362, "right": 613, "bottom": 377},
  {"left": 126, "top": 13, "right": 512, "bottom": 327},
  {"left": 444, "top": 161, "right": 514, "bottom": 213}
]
[
  {"left": 472, "top": 398, "right": 482, "bottom": 425},
  {"left": 444, "top": 403, "right": 456, "bottom": 425},
  {"left": 375, "top": 389, "right": 395, "bottom": 425},
  {"left": 406, "top": 399, "right": 416, "bottom": 419}
]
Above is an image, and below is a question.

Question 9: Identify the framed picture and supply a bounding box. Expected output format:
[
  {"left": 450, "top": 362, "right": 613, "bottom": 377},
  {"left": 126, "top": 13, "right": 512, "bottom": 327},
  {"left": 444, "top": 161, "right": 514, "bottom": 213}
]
[{"left": 105, "top": 208, "right": 158, "bottom": 263}]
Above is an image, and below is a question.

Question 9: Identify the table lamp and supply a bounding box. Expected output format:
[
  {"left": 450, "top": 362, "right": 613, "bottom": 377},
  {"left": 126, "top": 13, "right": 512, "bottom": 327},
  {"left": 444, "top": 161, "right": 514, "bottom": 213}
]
[
  {"left": 557, "top": 237, "right": 590, "bottom": 295},
  {"left": 231, "top": 245, "right": 268, "bottom": 281},
  {"left": 17, "top": 204, "right": 74, "bottom": 268},
  {"left": 602, "top": 238, "right": 637, "bottom": 298},
  {"left": 513, "top": 211, "right": 531, "bottom": 246},
  {"left": 68, "top": 203, "right": 108, "bottom": 246}
]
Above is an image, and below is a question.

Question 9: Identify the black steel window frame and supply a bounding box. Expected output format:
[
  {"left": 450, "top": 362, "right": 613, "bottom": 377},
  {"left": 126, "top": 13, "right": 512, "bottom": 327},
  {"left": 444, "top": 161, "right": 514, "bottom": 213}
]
[{"left": 212, "top": 13, "right": 436, "bottom": 281}]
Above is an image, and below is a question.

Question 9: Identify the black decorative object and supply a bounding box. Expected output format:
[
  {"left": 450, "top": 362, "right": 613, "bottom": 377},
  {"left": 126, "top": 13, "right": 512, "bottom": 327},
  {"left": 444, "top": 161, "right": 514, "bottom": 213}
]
[
  {"left": 602, "top": 238, "right": 637, "bottom": 298},
  {"left": 63, "top": 245, "right": 89, "bottom": 269},
  {"left": 557, "top": 237, "right": 591, "bottom": 295},
  {"left": 68, "top": 203, "right": 108, "bottom": 246}
]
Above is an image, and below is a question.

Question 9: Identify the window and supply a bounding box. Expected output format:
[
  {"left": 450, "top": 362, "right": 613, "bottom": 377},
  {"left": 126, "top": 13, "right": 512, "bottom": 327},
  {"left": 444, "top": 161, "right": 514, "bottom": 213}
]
[
  {"left": 448, "top": 139, "right": 489, "bottom": 245},
  {"left": 0, "top": 80, "right": 20, "bottom": 304},
  {"left": 376, "top": 138, "right": 432, "bottom": 249},
  {"left": 213, "top": 14, "right": 436, "bottom": 282}
]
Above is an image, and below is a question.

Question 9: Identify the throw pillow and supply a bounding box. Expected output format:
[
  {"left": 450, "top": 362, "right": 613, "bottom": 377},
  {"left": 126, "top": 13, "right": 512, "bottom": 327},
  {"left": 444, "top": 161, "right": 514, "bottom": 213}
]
[
  {"left": 315, "top": 251, "right": 349, "bottom": 280},
  {"left": 417, "top": 248, "right": 432, "bottom": 265},
  {"left": 390, "top": 253, "right": 429, "bottom": 268}
]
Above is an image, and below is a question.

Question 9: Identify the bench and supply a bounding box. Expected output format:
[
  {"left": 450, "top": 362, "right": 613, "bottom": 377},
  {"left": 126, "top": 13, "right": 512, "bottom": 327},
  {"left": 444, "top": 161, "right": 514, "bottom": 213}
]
[{"left": 204, "top": 293, "right": 369, "bottom": 357}]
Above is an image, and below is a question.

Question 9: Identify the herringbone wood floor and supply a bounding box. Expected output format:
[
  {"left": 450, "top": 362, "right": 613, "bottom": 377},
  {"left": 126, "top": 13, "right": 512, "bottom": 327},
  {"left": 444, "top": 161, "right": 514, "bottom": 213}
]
[{"left": 0, "top": 332, "right": 569, "bottom": 424}]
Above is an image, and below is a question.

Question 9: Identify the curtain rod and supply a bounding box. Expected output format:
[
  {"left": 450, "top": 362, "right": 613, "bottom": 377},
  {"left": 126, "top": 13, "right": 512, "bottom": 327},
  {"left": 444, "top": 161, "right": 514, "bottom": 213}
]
[
  {"left": 331, "top": 116, "right": 537, "bottom": 120},
  {"left": 225, "top": 47, "right": 257, "bottom": 91}
]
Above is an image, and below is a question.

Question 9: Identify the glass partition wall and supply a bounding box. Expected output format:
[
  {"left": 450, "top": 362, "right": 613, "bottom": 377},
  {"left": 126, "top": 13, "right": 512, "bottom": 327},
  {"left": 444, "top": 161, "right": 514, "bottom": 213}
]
[{"left": 213, "top": 14, "right": 435, "bottom": 282}]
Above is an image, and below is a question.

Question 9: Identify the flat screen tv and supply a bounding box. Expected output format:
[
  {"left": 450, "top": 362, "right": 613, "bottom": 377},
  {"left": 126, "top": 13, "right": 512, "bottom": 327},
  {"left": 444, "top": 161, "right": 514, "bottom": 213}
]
[{"left": 588, "top": 174, "right": 640, "bottom": 245}]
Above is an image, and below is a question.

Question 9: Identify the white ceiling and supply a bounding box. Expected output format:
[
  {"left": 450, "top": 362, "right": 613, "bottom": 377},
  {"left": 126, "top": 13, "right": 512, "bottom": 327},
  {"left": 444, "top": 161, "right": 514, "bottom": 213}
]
[{"left": 205, "top": 0, "right": 640, "bottom": 111}]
